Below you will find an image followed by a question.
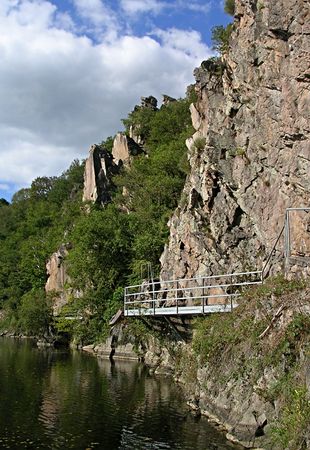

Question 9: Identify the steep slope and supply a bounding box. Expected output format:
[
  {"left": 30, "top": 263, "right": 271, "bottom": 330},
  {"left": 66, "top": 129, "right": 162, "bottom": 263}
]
[{"left": 160, "top": 0, "right": 310, "bottom": 282}]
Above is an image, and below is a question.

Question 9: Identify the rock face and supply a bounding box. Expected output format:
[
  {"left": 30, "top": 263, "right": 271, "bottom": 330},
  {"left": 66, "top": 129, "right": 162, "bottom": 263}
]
[
  {"left": 129, "top": 96, "right": 158, "bottom": 145},
  {"left": 160, "top": 0, "right": 310, "bottom": 283},
  {"left": 82, "top": 144, "right": 117, "bottom": 205},
  {"left": 112, "top": 132, "right": 144, "bottom": 166},
  {"left": 45, "top": 244, "right": 72, "bottom": 314},
  {"left": 83, "top": 134, "right": 144, "bottom": 205}
]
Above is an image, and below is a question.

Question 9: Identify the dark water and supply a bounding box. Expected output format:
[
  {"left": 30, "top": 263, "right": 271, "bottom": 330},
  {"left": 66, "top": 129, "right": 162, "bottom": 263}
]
[{"left": 0, "top": 338, "right": 239, "bottom": 450}]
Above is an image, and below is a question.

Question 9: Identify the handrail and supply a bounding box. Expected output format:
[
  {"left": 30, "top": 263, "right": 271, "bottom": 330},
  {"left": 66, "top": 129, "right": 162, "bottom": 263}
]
[
  {"left": 125, "top": 270, "right": 262, "bottom": 291},
  {"left": 124, "top": 270, "right": 263, "bottom": 317},
  {"left": 124, "top": 207, "right": 309, "bottom": 317},
  {"left": 262, "top": 223, "right": 285, "bottom": 279}
]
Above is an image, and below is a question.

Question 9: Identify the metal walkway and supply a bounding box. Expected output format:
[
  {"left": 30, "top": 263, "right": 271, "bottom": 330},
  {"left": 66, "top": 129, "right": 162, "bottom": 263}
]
[
  {"left": 124, "top": 271, "right": 263, "bottom": 317},
  {"left": 124, "top": 207, "right": 310, "bottom": 317}
]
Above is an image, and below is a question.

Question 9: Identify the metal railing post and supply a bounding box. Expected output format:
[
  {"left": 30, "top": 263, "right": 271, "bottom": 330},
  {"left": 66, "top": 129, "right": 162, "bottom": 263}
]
[
  {"left": 202, "top": 277, "right": 205, "bottom": 314},
  {"left": 124, "top": 287, "right": 127, "bottom": 316},
  {"left": 176, "top": 281, "right": 179, "bottom": 315},
  {"left": 230, "top": 275, "right": 233, "bottom": 311},
  {"left": 153, "top": 280, "right": 155, "bottom": 315}
]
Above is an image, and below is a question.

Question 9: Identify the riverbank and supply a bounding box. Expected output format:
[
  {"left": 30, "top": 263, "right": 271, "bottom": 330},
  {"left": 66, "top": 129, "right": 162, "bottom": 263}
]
[
  {"left": 1, "top": 277, "right": 309, "bottom": 449},
  {"left": 1, "top": 337, "right": 240, "bottom": 450},
  {"left": 83, "top": 277, "right": 310, "bottom": 450}
]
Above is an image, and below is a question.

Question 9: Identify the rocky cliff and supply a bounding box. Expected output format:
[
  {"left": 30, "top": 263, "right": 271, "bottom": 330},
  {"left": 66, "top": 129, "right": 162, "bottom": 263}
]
[
  {"left": 82, "top": 144, "right": 117, "bottom": 204},
  {"left": 160, "top": 0, "right": 310, "bottom": 283}
]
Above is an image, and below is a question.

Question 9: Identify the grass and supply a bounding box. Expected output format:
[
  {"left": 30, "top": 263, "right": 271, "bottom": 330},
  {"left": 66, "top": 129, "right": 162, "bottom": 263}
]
[
  {"left": 191, "top": 275, "right": 309, "bottom": 448},
  {"left": 271, "top": 382, "right": 310, "bottom": 449}
]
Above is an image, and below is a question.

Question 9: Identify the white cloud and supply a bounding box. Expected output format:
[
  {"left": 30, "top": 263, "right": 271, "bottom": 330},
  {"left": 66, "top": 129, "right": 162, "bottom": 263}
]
[
  {"left": 185, "top": 2, "right": 211, "bottom": 13},
  {"left": 120, "top": 0, "right": 211, "bottom": 16},
  {"left": 120, "top": 0, "right": 166, "bottom": 15},
  {"left": 72, "top": 0, "right": 119, "bottom": 40},
  {"left": 0, "top": 0, "right": 212, "bottom": 192},
  {"left": 152, "top": 28, "right": 212, "bottom": 59}
]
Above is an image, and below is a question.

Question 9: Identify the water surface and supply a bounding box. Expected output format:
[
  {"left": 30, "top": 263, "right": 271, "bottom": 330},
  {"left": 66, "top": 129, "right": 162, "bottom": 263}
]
[{"left": 0, "top": 338, "right": 239, "bottom": 449}]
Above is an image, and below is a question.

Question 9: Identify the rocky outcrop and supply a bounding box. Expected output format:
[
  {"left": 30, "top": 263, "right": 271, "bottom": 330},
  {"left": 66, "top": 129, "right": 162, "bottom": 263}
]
[
  {"left": 128, "top": 95, "right": 158, "bottom": 145},
  {"left": 83, "top": 133, "right": 144, "bottom": 205},
  {"left": 45, "top": 244, "right": 72, "bottom": 314},
  {"left": 82, "top": 144, "right": 117, "bottom": 205},
  {"left": 45, "top": 245, "right": 69, "bottom": 292},
  {"left": 160, "top": 0, "right": 310, "bottom": 283},
  {"left": 112, "top": 133, "right": 144, "bottom": 166},
  {"left": 140, "top": 95, "right": 158, "bottom": 110}
]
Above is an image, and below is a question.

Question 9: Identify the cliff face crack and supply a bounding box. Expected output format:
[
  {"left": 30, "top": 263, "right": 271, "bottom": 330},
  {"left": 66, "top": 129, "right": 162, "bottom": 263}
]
[
  {"left": 207, "top": 172, "right": 221, "bottom": 211},
  {"left": 270, "top": 28, "right": 292, "bottom": 41},
  {"left": 284, "top": 132, "right": 306, "bottom": 142},
  {"left": 298, "top": 154, "right": 310, "bottom": 162},
  {"left": 243, "top": 173, "right": 260, "bottom": 194},
  {"left": 227, "top": 206, "right": 244, "bottom": 232}
]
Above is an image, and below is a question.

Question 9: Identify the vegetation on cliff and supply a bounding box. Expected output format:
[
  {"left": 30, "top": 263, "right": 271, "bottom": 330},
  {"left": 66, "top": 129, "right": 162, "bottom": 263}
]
[
  {"left": 0, "top": 94, "right": 193, "bottom": 342},
  {"left": 124, "top": 276, "right": 309, "bottom": 450},
  {"left": 191, "top": 277, "right": 310, "bottom": 450},
  {"left": 0, "top": 161, "right": 84, "bottom": 333}
]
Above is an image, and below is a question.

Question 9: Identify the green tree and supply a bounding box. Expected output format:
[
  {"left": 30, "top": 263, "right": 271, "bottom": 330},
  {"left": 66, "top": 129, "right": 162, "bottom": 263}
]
[
  {"left": 0, "top": 198, "right": 9, "bottom": 207},
  {"left": 18, "top": 289, "right": 52, "bottom": 335},
  {"left": 211, "top": 24, "right": 233, "bottom": 54},
  {"left": 224, "top": 0, "right": 235, "bottom": 15},
  {"left": 68, "top": 204, "right": 132, "bottom": 308}
]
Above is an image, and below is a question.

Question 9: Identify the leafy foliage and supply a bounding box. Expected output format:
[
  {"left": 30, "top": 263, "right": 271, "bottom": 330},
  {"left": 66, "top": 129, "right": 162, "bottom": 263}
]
[
  {"left": 0, "top": 94, "right": 192, "bottom": 343},
  {"left": 224, "top": 0, "right": 235, "bottom": 15},
  {"left": 211, "top": 24, "right": 233, "bottom": 54},
  {"left": 18, "top": 289, "right": 52, "bottom": 336},
  {"left": 113, "top": 97, "right": 192, "bottom": 278},
  {"left": 0, "top": 160, "right": 85, "bottom": 321},
  {"left": 271, "top": 384, "right": 310, "bottom": 449}
]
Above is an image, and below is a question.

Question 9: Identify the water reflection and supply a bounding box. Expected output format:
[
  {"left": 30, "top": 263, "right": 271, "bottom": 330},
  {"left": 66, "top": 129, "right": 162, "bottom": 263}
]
[{"left": 0, "top": 338, "right": 240, "bottom": 450}]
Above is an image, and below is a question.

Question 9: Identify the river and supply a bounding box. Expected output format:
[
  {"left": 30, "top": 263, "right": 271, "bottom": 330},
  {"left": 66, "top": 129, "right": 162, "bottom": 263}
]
[{"left": 0, "top": 338, "right": 240, "bottom": 450}]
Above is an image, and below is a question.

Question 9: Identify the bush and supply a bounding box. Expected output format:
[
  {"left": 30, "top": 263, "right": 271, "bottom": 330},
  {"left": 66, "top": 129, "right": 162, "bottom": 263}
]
[
  {"left": 271, "top": 384, "right": 310, "bottom": 449},
  {"left": 211, "top": 24, "right": 233, "bottom": 54},
  {"left": 224, "top": 0, "right": 235, "bottom": 16},
  {"left": 18, "top": 289, "right": 52, "bottom": 336}
]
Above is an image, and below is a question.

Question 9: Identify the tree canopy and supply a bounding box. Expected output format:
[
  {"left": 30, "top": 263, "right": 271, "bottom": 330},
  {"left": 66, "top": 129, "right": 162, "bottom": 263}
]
[{"left": 0, "top": 95, "right": 193, "bottom": 344}]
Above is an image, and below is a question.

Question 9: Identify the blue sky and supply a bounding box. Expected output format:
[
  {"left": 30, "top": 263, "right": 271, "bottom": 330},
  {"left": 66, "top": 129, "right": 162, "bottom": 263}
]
[{"left": 0, "top": 0, "right": 231, "bottom": 201}]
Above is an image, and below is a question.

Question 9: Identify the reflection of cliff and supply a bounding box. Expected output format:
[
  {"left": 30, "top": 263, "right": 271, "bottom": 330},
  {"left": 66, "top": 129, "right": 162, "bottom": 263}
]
[
  {"left": 0, "top": 338, "right": 237, "bottom": 450},
  {"left": 39, "top": 388, "right": 59, "bottom": 431}
]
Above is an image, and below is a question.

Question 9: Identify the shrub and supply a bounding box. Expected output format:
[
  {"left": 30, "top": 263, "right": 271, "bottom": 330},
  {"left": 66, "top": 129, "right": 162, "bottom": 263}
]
[
  {"left": 224, "top": 0, "right": 235, "bottom": 16},
  {"left": 271, "top": 384, "right": 310, "bottom": 449},
  {"left": 18, "top": 289, "right": 52, "bottom": 336},
  {"left": 211, "top": 24, "right": 233, "bottom": 54},
  {"left": 193, "top": 136, "right": 206, "bottom": 151}
]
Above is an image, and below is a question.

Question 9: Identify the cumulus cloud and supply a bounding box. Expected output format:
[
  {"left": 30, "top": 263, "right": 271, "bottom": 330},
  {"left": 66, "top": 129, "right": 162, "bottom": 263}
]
[
  {"left": 0, "top": 0, "right": 212, "bottom": 196},
  {"left": 152, "top": 28, "right": 209, "bottom": 59},
  {"left": 0, "top": 183, "right": 10, "bottom": 191},
  {"left": 71, "top": 0, "right": 120, "bottom": 40},
  {"left": 120, "top": 0, "right": 211, "bottom": 16},
  {"left": 120, "top": 0, "right": 166, "bottom": 16}
]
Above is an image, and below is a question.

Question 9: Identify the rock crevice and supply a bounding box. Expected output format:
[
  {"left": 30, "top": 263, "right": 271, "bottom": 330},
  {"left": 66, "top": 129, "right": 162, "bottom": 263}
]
[{"left": 160, "top": 0, "right": 310, "bottom": 282}]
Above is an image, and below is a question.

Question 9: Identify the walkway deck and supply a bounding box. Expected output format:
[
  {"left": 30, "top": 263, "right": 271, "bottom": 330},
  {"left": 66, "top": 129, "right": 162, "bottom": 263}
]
[
  {"left": 124, "top": 271, "right": 263, "bottom": 317},
  {"left": 124, "top": 207, "right": 310, "bottom": 318}
]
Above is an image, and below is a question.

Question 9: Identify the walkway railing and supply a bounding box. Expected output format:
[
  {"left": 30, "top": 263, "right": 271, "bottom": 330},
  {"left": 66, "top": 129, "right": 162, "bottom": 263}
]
[{"left": 124, "top": 270, "right": 263, "bottom": 317}]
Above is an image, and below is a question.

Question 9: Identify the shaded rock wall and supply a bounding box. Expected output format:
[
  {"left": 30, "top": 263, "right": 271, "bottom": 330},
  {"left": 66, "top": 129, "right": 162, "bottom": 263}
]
[
  {"left": 112, "top": 132, "right": 144, "bottom": 166},
  {"left": 82, "top": 144, "right": 117, "bottom": 205},
  {"left": 45, "top": 244, "right": 72, "bottom": 314},
  {"left": 160, "top": 0, "right": 310, "bottom": 282}
]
